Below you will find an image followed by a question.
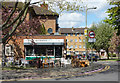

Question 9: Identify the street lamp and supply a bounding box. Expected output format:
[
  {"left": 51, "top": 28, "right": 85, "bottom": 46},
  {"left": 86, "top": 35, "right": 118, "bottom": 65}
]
[
  {"left": 84, "top": 6, "right": 97, "bottom": 59},
  {"left": 85, "top": 6, "right": 97, "bottom": 27}
]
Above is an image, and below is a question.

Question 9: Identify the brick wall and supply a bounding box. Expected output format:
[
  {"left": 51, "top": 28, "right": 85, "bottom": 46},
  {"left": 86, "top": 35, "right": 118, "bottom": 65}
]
[{"left": 39, "top": 16, "right": 57, "bottom": 34}]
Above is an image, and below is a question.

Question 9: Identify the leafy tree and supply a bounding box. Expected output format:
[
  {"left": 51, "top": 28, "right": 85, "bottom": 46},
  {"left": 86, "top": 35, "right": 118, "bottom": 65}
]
[
  {"left": 104, "top": 1, "right": 120, "bottom": 35},
  {"left": 87, "top": 22, "right": 114, "bottom": 59},
  {"left": 109, "top": 31, "right": 120, "bottom": 57}
]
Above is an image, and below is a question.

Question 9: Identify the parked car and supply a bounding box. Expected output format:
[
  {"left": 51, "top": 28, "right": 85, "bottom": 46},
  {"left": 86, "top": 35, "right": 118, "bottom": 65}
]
[{"left": 87, "top": 54, "right": 99, "bottom": 62}]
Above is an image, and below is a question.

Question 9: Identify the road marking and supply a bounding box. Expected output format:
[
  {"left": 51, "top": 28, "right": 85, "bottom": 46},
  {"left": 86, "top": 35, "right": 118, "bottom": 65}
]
[{"left": 0, "top": 65, "right": 110, "bottom": 81}]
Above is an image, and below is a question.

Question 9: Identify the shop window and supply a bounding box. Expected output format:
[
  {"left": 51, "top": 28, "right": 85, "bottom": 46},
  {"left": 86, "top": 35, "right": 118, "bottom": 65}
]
[{"left": 25, "top": 46, "right": 33, "bottom": 56}]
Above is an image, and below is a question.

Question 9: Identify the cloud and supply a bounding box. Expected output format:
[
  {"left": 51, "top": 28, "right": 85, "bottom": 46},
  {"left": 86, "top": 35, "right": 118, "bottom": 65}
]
[
  {"left": 65, "top": 0, "right": 109, "bottom": 12},
  {"left": 99, "top": 10, "right": 109, "bottom": 19},
  {"left": 58, "top": 13, "right": 85, "bottom": 28}
]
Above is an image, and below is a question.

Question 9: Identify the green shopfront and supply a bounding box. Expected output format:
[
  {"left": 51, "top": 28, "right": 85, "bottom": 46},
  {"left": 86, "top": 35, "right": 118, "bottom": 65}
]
[{"left": 24, "top": 39, "right": 64, "bottom": 61}]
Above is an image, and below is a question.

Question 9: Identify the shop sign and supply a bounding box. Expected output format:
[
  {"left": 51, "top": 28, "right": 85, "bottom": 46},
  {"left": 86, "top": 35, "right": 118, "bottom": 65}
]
[{"left": 24, "top": 39, "right": 64, "bottom": 45}]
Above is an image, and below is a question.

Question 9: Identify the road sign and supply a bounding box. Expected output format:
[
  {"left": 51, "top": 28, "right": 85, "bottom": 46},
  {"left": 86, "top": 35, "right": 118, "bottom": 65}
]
[
  {"left": 88, "top": 38, "right": 96, "bottom": 42},
  {"left": 89, "top": 31, "right": 95, "bottom": 38}
]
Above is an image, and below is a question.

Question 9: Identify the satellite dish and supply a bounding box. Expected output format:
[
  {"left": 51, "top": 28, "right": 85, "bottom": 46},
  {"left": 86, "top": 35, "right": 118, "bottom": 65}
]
[{"left": 47, "top": 28, "right": 53, "bottom": 34}]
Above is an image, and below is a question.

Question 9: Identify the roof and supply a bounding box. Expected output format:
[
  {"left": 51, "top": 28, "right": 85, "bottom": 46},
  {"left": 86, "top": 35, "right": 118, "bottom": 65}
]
[
  {"left": 2, "top": 2, "right": 59, "bottom": 16},
  {"left": 59, "top": 28, "right": 85, "bottom": 34},
  {"left": 2, "top": 2, "right": 24, "bottom": 9},
  {"left": 32, "top": 5, "right": 59, "bottom": 16}
]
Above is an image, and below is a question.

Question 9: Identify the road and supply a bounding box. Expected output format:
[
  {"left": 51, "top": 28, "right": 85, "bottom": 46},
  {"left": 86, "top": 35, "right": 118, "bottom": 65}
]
[{"left": 19, "top": 61, "right": 119, "bottom": 81}]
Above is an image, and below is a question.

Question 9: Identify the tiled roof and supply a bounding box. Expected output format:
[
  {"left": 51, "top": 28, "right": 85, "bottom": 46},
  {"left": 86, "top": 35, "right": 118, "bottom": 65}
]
[
  {"left": 2, "top": 2, "right": 24, "bottom": 9},
  {"left": 32, "top": 5, "right": 58, "bottom": 16},
  {"left": 2, "top": 2, "right": 59, "bottom": 16},
  {"left": 59, "top": 28, "right": 85, "bottom": 34}
]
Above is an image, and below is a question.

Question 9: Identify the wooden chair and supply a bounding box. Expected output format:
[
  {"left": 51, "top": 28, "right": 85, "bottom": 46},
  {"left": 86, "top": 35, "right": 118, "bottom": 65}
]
[{"left": 42, "top": 58, "right": 49, "bottom": 68}]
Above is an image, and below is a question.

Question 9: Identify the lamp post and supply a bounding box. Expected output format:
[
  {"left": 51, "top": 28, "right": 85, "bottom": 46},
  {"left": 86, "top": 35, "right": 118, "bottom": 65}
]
[{"left": 84, "top": 6, "right": 97, "bottom": 59}]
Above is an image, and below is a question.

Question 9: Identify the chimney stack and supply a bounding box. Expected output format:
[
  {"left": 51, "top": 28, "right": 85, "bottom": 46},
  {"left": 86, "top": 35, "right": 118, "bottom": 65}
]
[{"left": 40, "top": 2, "right": 48, "bottom": 10}]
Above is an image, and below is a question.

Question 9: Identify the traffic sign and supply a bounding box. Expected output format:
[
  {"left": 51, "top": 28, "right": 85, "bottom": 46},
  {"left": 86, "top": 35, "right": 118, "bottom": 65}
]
[
  {"left": 89, "top": 31, "right": 95, "bottom": 38},
  {"left": 88, "top": 38, "right": 96, "bottom": 42}
]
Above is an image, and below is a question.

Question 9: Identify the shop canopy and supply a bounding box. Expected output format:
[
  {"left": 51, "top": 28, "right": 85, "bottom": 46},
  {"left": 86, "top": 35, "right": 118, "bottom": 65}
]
[{"left": 24, "top": 39, "right": 64, "bottom": 45}]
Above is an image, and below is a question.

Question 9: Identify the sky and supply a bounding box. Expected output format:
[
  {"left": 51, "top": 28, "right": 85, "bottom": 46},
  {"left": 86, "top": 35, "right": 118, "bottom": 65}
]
[
  {"left": 57, "top": 0, "right": 111, "bottom": 28},
  {"left": 13, "top": 0, "right": 113, "bottom": 28}
]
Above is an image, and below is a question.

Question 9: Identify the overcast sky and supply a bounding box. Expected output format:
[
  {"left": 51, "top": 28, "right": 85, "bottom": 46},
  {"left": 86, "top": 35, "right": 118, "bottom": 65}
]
[{"left": 17, "top": 0, "right": 112, "bottom": 28}]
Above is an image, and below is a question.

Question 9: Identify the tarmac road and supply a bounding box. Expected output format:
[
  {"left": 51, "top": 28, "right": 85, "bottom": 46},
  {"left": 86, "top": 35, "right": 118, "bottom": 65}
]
[{"left": 23, "top": 61, "right": 119, "bottom": 81}]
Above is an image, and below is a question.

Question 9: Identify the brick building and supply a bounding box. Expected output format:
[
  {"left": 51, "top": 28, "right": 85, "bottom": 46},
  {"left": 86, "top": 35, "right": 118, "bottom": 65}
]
[
  {"left": 3, "top": 2, "right": 66, "bottom": 63},
  {"left": 59, "top": 28, "right": 86, "bottom": 56}
]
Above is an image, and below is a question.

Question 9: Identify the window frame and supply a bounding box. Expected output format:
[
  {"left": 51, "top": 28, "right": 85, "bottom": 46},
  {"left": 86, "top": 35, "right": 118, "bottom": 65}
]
[{"left": 79, "top": 45, "right": 82, "bottom": 48}]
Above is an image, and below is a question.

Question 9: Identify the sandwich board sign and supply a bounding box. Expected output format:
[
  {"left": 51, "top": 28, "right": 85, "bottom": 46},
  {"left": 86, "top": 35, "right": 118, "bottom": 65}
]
[{"left": 88, "top": 31, "right": 96, "bottom": 42}]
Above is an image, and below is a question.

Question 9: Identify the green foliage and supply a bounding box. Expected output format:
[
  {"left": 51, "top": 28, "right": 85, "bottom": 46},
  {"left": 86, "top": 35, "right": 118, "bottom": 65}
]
[
  {"left": 104, "top": 1, "right": 120, "bottom": 35},
  {"left": 112, "top": 54, "right": 116, "bottom": 57},
  {"left": 87, "top": 22, "right": 114, "bottom": 53},
  {"left": 87, "top": 23, "right": 98, "bottom": 50},
  {"left": 41, "top": 24, "right": 46, "bottom": 35}
]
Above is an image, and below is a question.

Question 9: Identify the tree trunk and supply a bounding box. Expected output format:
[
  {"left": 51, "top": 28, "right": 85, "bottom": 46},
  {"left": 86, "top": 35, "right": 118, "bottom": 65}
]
[
  {"left": 2, "top": 43, "right": 6, "bottom": 67},
  {"left": 106, "top": 49, "right": 109, "bottom": 60}
]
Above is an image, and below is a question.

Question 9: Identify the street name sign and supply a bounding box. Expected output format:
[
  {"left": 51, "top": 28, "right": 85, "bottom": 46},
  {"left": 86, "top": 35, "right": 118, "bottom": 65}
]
[{"left": 88, "top": 38, "right": 96, "bottom": 42}]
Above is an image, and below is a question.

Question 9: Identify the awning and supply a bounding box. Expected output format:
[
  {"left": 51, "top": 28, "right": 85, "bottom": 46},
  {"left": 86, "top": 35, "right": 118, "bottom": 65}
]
[{"left": 24, "top": 39, "right": 64, "bottom": 45}]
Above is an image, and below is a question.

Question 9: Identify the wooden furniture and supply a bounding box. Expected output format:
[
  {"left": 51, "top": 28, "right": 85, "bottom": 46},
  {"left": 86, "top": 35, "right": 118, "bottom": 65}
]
[{"left": 42, "top": 58, "right": 49, "bottom": 68}]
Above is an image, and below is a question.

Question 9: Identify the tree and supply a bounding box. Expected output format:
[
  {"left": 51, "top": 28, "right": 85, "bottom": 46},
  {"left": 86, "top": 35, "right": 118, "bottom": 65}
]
[
  {"left": 104, "top": 1, "right": 120, "bottom": 35},
  {"left": 87, "top": 22, "right": 114, "bottom": 59},
  {"left": 109, "top": 31, "right": 120, "bottom": 57},
  {"left": 1, "top": 0, "right": 85, "bottom": 66}
]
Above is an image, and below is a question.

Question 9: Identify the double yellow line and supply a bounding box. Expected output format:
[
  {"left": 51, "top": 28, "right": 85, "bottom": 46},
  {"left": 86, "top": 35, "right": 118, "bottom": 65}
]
[{"left": 0, "top": 65, "right": 110, "bottom": 81}]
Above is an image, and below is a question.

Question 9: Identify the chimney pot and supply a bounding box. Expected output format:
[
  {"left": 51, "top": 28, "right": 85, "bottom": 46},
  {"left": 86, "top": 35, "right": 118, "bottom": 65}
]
[{"left": 40, "top": 2, "right": 48, "bottom": 10}]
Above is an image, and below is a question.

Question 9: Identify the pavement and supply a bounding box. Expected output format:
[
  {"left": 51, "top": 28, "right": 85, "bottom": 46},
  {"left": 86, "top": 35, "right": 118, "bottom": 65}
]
[{"left": 1, "top": 62, "right": 108, "bottom": 81}]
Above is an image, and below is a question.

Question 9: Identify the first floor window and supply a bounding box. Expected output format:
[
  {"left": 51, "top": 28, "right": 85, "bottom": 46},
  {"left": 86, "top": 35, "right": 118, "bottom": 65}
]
[
  {"left": 79, "top": 39, "right": 82, "bottom": 42},
  {"left": 83, "top": 45, "right": 86, "bottom": 48},
  {"left": 70, "top": 45, "right": 73, "bottom": 48},
  {"left": 79, "top": 45, "right": 81, "bottom": 48},
  {"left": 75, "top": 45, "right": 77, "bottom": 48}
]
